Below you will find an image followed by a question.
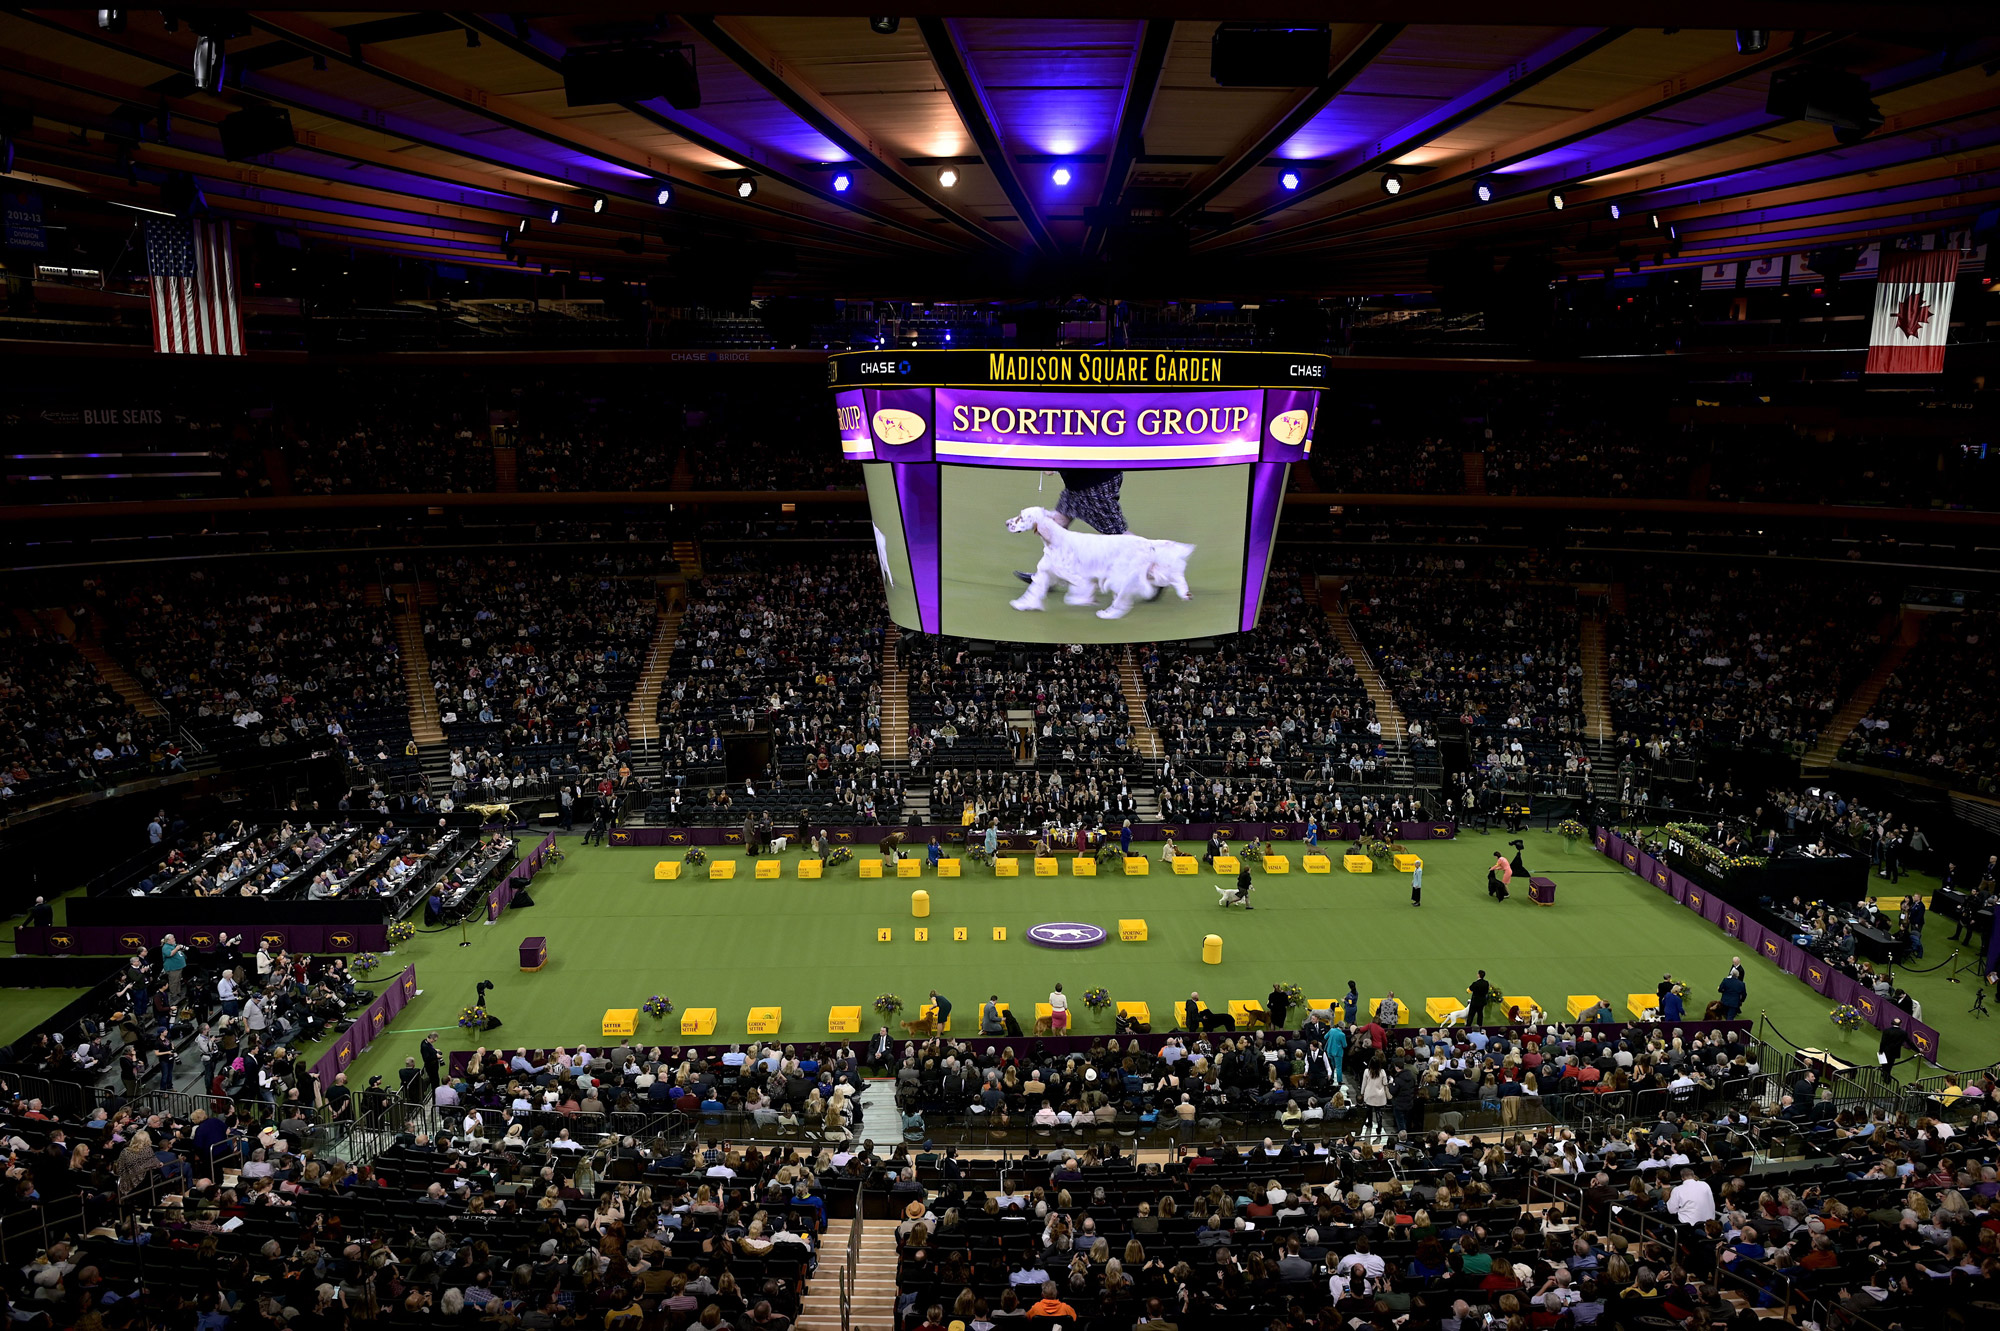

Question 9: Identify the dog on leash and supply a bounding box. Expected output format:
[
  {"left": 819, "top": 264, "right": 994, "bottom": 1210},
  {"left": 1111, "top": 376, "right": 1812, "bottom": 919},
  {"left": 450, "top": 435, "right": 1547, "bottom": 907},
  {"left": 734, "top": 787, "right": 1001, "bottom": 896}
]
[
  {"left": 1004, "top": 506, "right": 1194, "bottom": 620},
  {"left": 900, "top": 1012, "right": 936, "bottom": 1037}
]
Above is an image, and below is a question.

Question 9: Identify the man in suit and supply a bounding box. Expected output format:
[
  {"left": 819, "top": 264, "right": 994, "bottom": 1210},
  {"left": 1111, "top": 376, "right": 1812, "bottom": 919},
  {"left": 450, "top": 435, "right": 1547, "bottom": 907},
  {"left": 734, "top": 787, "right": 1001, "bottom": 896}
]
[
  {"left": 1467, "top": 970, "right": 1493, "bottom": 1027},
  {"left": 1878, "top": 1018, "right": 1908, "bottom": 1074},
  {"left": 421, "top": 1032, "right": 443, "bottom": 1092},
  {"left": 867, "top": 1026, "right": 894, "bottom": 1074},
  {"left": 1266, "top": 984, "right": 1290, "bottom": 1031}
]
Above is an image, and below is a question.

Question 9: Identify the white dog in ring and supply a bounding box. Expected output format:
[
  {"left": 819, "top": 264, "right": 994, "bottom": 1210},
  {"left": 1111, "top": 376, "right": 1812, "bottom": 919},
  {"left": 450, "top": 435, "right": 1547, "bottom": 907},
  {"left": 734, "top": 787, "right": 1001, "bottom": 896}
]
[{"left": 1004, "top": 505, "right": 1195, "bottom": 620}]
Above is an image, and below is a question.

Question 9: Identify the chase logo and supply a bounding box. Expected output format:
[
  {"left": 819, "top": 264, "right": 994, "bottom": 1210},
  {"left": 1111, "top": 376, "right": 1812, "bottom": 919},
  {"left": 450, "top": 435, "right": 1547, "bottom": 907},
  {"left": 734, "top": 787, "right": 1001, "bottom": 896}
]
[
  {"left": 858, "top": 360, "right": 909, "bottom": 375},
  {"left": 1288, "top": 362, "right": 1324, "bottom": 379}
]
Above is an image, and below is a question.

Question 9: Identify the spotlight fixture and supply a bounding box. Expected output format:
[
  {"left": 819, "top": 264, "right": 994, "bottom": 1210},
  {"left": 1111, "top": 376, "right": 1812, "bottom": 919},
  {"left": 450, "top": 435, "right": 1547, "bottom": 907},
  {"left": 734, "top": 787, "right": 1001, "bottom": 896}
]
[
  {"left": 193, "top": 35, "right": 226, "bottom": 92},
  {"left": 869, "top": 17, "right": 900, "bottom": 35},
  {"left": 936, "top": 166, "right": 959, "bottom": 188},
  {"left": 516, "top": 216, "right": 530, "bottom": 235},
  {"left": 1279, "top": 169, "right": 1301, "bottom": 192},
  {"left": 587, "top": 194, "right": 606, "bottom": 214},
  {"left": 1547, "top": 187, "right": 1567, "bottom": 211},
  {"left": 654, "top": 182, "right": 674, "bottom": 206},
  {"left": 1736, "top": 29, "right": 1769, "bottom": 55},
  {"left": 547, "top": 204, "right": 562, "bottom": 225},
  {"left": 1473, "top": 176, "right": 1496, "bottom": 204},
  {"left": 1607, "top": 201, "right": 1623, "bottom": 220},
  {"left": 832, "top": 170, "right": 853, "bottom": 193},
  {"left": 736, "top": 177, "right": 756, "bottom": 199},
  {"left": 1050, "top": 165, "right": 1072, "bottom": 187},
  {"left": 95, "top": 8, "right": 124, "bottom": 32},
  {"left": 1667, "top": 224, "right": 1678, "bottom": 240},
  {"left": 1379, "top": 171, "right": 1404, "bottom": 196},
  {"left": 1648, "top": 212, "right": 1661, "bottom": 230}
]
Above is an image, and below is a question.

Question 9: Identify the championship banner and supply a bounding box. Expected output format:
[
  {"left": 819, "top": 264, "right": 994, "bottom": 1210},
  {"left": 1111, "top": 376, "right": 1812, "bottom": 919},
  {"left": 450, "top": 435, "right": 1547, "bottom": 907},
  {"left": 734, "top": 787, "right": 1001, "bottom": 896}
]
[
  {"left": 1699, "top": 261, "right": 1739, "bottom": 290},
  {"left": 1865, "top": 248, "right": 1958, "bottom": 374}
]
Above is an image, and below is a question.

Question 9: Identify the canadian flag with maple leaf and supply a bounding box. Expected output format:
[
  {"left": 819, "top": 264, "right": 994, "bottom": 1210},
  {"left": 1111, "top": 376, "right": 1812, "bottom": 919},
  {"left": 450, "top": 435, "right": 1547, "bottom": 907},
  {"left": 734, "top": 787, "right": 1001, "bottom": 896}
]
[{"left": 1865, "top": 248, "right": 1959, "bottom": 374}]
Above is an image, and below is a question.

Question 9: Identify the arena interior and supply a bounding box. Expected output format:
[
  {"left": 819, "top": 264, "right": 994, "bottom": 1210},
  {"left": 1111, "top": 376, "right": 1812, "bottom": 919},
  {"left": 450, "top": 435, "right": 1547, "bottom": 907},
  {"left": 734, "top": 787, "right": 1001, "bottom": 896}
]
[{"left": 2, "top": 5, "right": 2000, "bottom": 1329}]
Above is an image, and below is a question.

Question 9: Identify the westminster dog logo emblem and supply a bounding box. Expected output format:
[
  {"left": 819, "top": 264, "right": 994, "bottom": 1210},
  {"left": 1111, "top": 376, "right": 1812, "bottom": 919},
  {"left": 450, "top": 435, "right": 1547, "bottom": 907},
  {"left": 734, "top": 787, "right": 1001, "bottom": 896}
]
[
  {"left": 1026, "top": 922, "right": 1108, "bottom": 949},
  {"left": 330, "top": 933, "right": 355, "bottom": 950},
  {"left": 122, "top": 934, "right": 146, "bottom": 953},
  {"left": 668, "top": 832, "right": 688, "bottom": 845}
]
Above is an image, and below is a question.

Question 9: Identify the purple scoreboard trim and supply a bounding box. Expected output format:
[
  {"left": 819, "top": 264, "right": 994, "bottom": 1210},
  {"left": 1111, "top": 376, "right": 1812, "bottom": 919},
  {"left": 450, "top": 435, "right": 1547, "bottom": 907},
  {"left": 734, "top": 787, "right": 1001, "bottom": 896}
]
[
  {"left": 1241, "top": 462, "right": 1290, "bottom": 632},
  {"left": 865, "top": 388, "right": 936, "bottom": 463},
  {"left": 1260, "top": 389, "right": 1318, "bottom": 464},
  {"left": 891, "top": 462, "right": 943, "bottom": 633},
  {"left": 934, "top": 388, "right": 1262, "bottom": 469},
  {"left": 1025, "top": 922, "right": 1109, "bottom": 949}
]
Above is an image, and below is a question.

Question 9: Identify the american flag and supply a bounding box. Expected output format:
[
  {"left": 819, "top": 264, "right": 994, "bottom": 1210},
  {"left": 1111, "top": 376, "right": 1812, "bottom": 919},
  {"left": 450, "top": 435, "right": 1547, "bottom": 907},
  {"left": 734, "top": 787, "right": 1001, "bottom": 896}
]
[{"left": 144, "top": 217, "right": 244, "bottom": 356}]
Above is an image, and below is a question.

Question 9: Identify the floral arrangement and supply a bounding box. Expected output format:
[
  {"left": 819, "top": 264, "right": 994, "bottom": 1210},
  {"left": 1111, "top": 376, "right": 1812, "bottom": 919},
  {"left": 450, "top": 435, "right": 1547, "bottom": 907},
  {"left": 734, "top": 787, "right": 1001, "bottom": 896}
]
[
  {"left": 643, "top": 995, "right": 672, "bottom": 1019},
  {"left": 1083, "top": 987, "right": 1112, "bottom": 1012},
  {"left": 1663, "top": 823, "right": 1768, "bottom": 872},
  {"left": 874, "top": 993, "right": 904, "bottom": 1016},
  {"left": 458, "top": 1005, "right": 488, "bottom": 1030},
  {"left": 1830, "top": 1004, "right": 1864, "bottom": 1033},
  {"left": 387, "top": 922, "right": 415, "bottom": 946},
  {"left": 1277, "top": 983, "right": 1306, "bottom": 1009},
  {"left": 351, "top": 952, "right": 380, "bottom": 974},
  {"left": 1556, "top": 819, "right": 1588, "bottom": 840}
]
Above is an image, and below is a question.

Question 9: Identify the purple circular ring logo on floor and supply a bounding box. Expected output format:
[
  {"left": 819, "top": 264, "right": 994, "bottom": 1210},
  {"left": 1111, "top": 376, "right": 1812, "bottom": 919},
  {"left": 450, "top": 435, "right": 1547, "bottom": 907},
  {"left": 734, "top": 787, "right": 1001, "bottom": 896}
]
[{"left": 1026, "top": 922, "right": 1108, "bottom": 949}]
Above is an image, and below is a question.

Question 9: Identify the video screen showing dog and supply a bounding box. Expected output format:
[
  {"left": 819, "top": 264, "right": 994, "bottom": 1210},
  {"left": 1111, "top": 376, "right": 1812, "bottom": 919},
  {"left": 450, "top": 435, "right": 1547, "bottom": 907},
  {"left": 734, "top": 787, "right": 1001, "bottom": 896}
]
[{"left": 936, "top": 463, "right": 1250, "bottom": 643}]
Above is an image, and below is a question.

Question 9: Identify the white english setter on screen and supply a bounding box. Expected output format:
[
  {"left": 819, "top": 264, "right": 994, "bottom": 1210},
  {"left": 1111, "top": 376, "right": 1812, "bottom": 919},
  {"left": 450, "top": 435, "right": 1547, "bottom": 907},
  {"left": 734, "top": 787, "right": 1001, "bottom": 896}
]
[{"left": 1005, "top": 505, "right": 1195, "bottom": 620}]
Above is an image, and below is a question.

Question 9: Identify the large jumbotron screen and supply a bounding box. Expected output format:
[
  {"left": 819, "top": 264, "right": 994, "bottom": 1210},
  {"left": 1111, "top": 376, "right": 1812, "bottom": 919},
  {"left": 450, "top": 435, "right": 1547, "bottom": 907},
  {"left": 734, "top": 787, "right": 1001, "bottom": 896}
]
[{"left": 832, "top": 350, "right": 1325, "bottom": 642}]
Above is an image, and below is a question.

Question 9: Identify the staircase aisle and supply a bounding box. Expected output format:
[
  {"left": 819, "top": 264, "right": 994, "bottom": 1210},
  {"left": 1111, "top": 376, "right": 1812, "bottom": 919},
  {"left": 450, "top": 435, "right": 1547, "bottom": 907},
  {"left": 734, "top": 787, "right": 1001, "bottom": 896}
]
[
  {"left": 1118, "top": 645, "right": 1164, "bottom": 764},
  {"left": 880, "top": 625, "right": 909, "bottom": 762},
  {"left": 796, "top": 1218, "right": 900, "bottom": 1331},
  {"left": 1316, "top": 577, "right": 1413, "bottom": 784},
  {"left": 671, "top": 539, "right": 702, "bottom": 579},
  {"left": 1461, "top": 450, "right": 1488, "bottom": 495},
  {"left": 624, "top": 583, "right": 681, "bottom": 785},
  {"left": 1579, "top": 618, "right": 1613, "bottom": 743},
  {"left": 1803, "top": 632, "right": 1915, "bottom": 772},
  {"left": 48, "top": 610, "right": 169, "bottom": 721},
  {"left": 389, "top": 586, "right": 447, "bottom": 789}
]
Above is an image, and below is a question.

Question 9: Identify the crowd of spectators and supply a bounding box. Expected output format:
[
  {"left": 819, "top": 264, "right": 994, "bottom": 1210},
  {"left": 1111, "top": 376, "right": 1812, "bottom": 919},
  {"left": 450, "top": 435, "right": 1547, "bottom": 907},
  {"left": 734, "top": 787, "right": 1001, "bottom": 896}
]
[
  {"left": 83, "top": 566, "right": 410, "bottom": 773},
  {"left": 1842, "top": 609, "right": 1999, "bottom": 793},
  {"left": 0, "top": 621, "right": 173, "bottom": 806},
  {"left": 1607, "top": 569, "right": 1891, "bottom": 774},
  {"left": 660, "top": 547, "right": 887, "bottom": 825},
  {"left": 425, "top": 552, "right": 659, "bottom": 804}
]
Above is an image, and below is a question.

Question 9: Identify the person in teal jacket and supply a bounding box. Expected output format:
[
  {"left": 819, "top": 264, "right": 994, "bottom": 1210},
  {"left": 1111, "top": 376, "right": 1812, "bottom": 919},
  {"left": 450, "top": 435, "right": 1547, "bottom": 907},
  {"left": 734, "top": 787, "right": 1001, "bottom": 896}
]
[{"left": 1323, "top": 1022, "right": 1348, "bottom": 1082}]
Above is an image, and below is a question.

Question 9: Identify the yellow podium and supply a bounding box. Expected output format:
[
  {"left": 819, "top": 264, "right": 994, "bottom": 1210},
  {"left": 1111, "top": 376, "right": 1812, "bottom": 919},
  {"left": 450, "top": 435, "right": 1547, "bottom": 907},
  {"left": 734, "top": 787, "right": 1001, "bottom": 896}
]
[
  {"left": 1118, "top": 1001, "right": 1150, "bottom": 1027},
  {"left": 746, "top": 1006, "right": 782, "bottom": 1035},
  {"left": 828, "top": 1005, "right": 861, "bottom": 1034},
  {"left": 755, "top": 860, "right": 780, "bottom": 879},
  {"left": 680, "top": 1008, "right": 716, "bottom": 1037},
  {"left": 1370, "top": 997, "right": 1409, "bottom": 1025},
  {"left": 1503, "top": 994, "right": 1537, "bottom": 1018},
  {"left": 1262, "top": 855, "right": 1290, "bottom": 873},
  {"left": 1123, "top": 856, "right": 1149, "bottom": 875},
  {"left": 1202, "top": 934, "right": 1223, "bottom": 965},
  {"left": 995, "top": 858, "right": 1019, "bottom": 877},
  {"left": 917, "top": 1003, "right": 951, "bottom": 1032},
  {"left": 1172, "top": 856, "right": 1198, "bottom": 874},
  {"left": 655, "top": 861, "right": 681, "bottom": 880},
  {"left": 1071, "top": 857, "right": 1096, "bottom": 876},
  {"left": 1393, "top": 853, "right": 1422, "bottom": 872},
  {"left": 1566, "top": 994, "right": 1601, "bottom": 1020},
  {"left": 1626, "top": 994, "right": 1658, "bottom": 1022},
  {"left": 1302, "top": 854, "right": 1331, "bottom": 873},
  {"left": 1214, "top": 855, "right": 1240, "bottom": 875},
  {"left": 1034, "top": 857, "right": 1059, "bottom": 876},
  {"left": 798, "top": 859, "right": 823, "bottom": 879},
  {"left": 938, "top": 859, "right": 961, "bottom": 877},
  {"left": 1343, "top": 854, "right": 1373, "bottom": 873},
  {"left": 911, "top": 889, "right": 930, "bottom": 917},
  {"left": 1425, "top": 997, "right": 1461, "bottom": 1025},
  {"left": 897, "top": 858, "right": 921, "bottom": 878},
  {"left": 710, "top": 859, "right": 736, "bottom": 880},
  {"left": 859, "top": 859, "right": 883, "bottom": 878},
  {"left": 1228, "top": 999, "right": 1266, "bottom": 1027},
  {"left": 602, "top": 1008, "right": 638, "bottom": 1037},
  {"left": 1119, "top": 919, "right": 1148, "bottom": 941}
]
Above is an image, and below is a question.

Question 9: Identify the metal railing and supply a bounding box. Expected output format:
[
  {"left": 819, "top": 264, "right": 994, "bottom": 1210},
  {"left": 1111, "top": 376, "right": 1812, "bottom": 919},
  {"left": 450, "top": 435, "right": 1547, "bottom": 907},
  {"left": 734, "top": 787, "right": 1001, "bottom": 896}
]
[{"left": 838, "top": 1179, "right": 864, "bottom": 1331}]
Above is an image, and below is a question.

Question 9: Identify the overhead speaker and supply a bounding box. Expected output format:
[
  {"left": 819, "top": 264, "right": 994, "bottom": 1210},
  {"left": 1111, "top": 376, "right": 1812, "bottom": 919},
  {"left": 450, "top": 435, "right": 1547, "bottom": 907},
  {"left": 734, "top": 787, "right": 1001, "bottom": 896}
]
[
  {"left": 1209, "top": 23, "right": 1331, "bottom": 87},
  {"left": 218, "top": 104, "right": 294, "bottom": 161},
  {"left": 561, "top": 43, "right": 699, "bottom": 110},
  {"left": 1766, "top": 66, "right": 1882, "bottom": 144}
]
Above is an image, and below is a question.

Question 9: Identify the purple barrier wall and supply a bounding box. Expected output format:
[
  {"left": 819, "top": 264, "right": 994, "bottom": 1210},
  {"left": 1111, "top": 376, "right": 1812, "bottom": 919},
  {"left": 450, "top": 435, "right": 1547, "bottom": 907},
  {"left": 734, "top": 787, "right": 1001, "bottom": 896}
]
[
  {"left": 445, "top": 1017, "right": 1755, "bottom": 1076},
  {"left": 488, "top": 833, "right": 556, "bottom": 923},
  {"left": 609, "top": 821, "right": 1457, "bottom": 849},
  {"left": 14, "top": 922, "right": 388, "bottom": 957},
  {"left": 1598, "top": 830, "right": 1943, "bottom": 1064},
  {"left": 309, "top": 964, "right": 417, "bottom": 1091}
]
